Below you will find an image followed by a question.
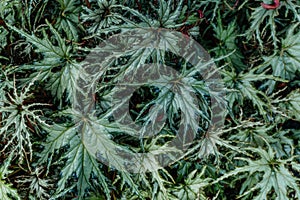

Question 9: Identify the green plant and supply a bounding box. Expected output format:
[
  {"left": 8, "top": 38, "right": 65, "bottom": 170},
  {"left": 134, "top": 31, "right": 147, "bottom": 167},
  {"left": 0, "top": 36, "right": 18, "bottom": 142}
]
[{"left": 0, "top": 0, "right": 299, "bottom": 199}]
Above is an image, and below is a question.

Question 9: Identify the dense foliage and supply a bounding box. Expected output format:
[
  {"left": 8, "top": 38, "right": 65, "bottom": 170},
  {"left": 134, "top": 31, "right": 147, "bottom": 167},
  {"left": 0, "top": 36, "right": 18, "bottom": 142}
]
[{"left": 0, "top": 0, "right": 300, "bottom": 199}]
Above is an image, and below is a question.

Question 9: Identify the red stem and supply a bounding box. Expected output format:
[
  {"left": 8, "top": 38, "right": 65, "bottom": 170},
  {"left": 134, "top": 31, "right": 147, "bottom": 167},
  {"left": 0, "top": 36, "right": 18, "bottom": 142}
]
[{"left": 261, "top": 0, "right": 280, "bottom": 9}]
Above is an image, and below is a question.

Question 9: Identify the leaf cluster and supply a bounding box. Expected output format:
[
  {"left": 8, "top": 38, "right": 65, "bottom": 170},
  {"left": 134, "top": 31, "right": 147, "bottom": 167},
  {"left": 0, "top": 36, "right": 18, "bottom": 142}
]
[{"left": 0, "top": 0, "right": 299, "bottom": 200}]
